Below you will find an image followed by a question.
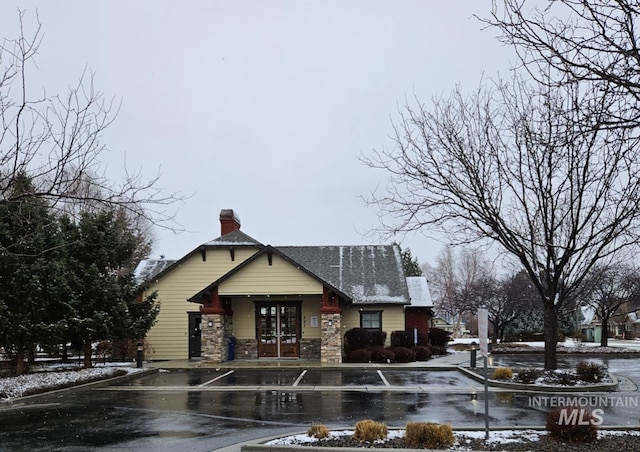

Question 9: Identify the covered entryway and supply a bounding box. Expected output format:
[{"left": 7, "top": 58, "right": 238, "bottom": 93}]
[
  {"left": 188, "top": 312, "right": 202, "bottom": 359},
  {"left": 256, "top": 302, "right": 300, "bottom": 358}
]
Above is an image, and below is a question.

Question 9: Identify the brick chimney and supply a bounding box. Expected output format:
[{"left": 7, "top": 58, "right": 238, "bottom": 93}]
[{"left": 219, "top": 209, "right": 241, "bottom": 236}]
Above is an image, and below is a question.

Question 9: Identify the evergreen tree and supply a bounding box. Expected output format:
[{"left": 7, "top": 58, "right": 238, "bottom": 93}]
[
  {"left": 397, "top": 244, "right": 422, "bottom": 276},
  {"left": 0, "top": 174, "right": 69, "bottom": 375},
  {"left": 61, "top": 210, "right": 158, "bottom": 367}
]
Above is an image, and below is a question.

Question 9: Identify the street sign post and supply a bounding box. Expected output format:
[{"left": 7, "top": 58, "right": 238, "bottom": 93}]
[{"left": 478, "top": 307, "right": 490, "bottom": 441}]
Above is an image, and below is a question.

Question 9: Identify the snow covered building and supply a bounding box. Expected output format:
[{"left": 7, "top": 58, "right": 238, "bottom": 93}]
[{"left": 135, "top": 209, "right": 433, "bottom": 363}]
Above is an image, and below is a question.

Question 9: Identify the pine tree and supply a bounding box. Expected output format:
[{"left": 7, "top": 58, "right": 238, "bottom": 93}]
[
  {"left": 398, "top": 244, "right": 423, "bottom": 277},
  {"left": 61, "top": 211, "right": 158, "bottom": 367},
  {"left": 0, "top": 174, "right": 69, "bottom": 375}
]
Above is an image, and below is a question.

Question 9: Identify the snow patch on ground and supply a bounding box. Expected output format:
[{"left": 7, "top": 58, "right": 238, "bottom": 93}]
[
  {"left": 0, "top": 365, "right": 143, "bottom": 400},
  {"left": 267, "top": 429, "right": 640, "bottom": 447}
]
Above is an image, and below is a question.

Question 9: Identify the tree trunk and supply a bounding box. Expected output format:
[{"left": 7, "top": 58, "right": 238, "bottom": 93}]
[
  {"left": 601, "top": 320, "right": 609, "bottom": 347},
  {"left": 543, "top": 302, "right": 558, "bottom": 370},
  {"left": 83, "top": 341, "right": 93, "bottom": 368},
  {"left": 15, "top": 350, "right": 25, "bottom": 376},
  {"left": 61, "top": 343, "right": 68, "bottom": 362}
]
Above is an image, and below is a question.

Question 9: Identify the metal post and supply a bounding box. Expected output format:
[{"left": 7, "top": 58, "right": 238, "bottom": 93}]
[
  {"left": 136, "top": 342, "right": 144, "bottom": 368},
  {"left": 470, "top": 348, "right": 477, "bottom": 368},
  {"left": 484, "top": 354, "right": 489, "bottom": 441}
]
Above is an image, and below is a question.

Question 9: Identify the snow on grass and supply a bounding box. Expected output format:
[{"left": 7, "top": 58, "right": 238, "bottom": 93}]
[
  {"left": 267, "top": 429, "right": 640, "bottom": 447},
  {"left": 266, "top": 429, "right": 404, "bottom": 446},
  {"left": 0, "top": 366, "right": 143, "bottom": 400}
]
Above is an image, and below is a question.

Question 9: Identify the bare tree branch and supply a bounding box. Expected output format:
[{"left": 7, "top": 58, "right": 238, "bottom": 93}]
[
  {"left": 0, "top": 11, "right": 182, "bottom": 256},
  {"left": 362, "top": 72, "right": 640, "bottom": 368}
]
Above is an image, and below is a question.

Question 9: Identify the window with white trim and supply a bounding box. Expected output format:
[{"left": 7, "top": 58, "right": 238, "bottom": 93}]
[{"left": 360, "top": 310, "right": 382, "bottom": 330}]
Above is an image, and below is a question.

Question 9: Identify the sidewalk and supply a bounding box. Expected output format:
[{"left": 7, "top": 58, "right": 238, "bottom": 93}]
[{"left": 145, "top": 351, "right": 472, "bottom": 370}]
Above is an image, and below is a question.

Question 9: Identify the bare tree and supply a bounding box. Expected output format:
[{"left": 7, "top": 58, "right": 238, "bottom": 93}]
[
  {"left": 487, "top": 1, "right": 640, "bottom": 126},
  {"left": 579, "top": 263, "right": 640, "bottom": 347},
  {"left": 426, "top": 247, "right": 491, "bottom": 337},
  {"left": 362, "top": 71, "right": 640, "bottom": 369},
  {"left": 0, "top": 11, "right": 179, "bottom": 255}
]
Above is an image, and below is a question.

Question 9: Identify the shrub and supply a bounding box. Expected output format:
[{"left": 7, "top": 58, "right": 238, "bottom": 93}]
[
  {"left": 404, "top": 422, "right": 454, "bottom": 448},
  {"left": 353, "top": 419, "right": 388, "bottom": 442},
  {"left": 546, "top": 370, "right": 578, "bottom": 386},
  {"left": 414, "top": 345, "right": 432, "bottom": 361},
  {"left": 307, "top": 423, "right": 329, "bottom": 439},
  {"left": 391, "top": 330, "right": 414, "bottom": 348},
  {"left": 391, "top": 330, "right": 428, "bottom": 347},
  {"left": 344, "top": 328, "right": 371, "bottom": 355},
  {"left": 391, "top": 347, "right": 416, "bottom": 363},
  {"left": 513, "top": 368, "right": 543, "bottom": 384},
  {"left": 407, "top": 422, "right": 455, "bottom": 448},
  {"left": 545, "top": 406, "right": 598, "bottom": 443},
  {"left": 492, "top": 367, "right": 513, "bottom": 380},
  {"left": 347, "top": 349, "right": 372, "bottom": 363},
  {"left": 576, "top": 362, "right": 605, "bottom": 383},
  {"left": 429, "top": 345, "right": 447, "bottom": 356},
  {"left": 428, "top": 327, "right": 451, "bottom": 347},
  {"left": 371, "top": 348, "right": 395, "bottom": 363},
  {"left": 369, "top": 330, "right": 387, "bottom": 347},
  {"left": 344, "top": 329, "right": 387, "bottom": 355},
  {"left": 573, "top": 332, "right": 588, "bottom": 342}
]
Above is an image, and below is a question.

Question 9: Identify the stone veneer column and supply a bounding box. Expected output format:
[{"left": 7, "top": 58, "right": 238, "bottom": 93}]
[
  {"left": 321, "top": 313, "right": 342, "bottom": 364},
  {"left": 201, "top": 313, "right": 226, "bottom": 362}
]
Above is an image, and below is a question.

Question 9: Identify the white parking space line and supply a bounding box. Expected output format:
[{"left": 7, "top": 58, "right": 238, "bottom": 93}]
[
  {"left": 200, "top": 370, "right": 234, "bottom": 387},
  {"left": 293, "top": 370, "right": 307, "bottom": 387},
  {"left": 377, "top": 370, "right": 390, "bottom": 386}
]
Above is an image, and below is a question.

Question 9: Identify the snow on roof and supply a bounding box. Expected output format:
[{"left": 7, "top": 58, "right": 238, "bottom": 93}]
[
  {"left": 406, "top": 276, "right": 434, "bottom": 307},
  {"left": 134, "top": 258, "right": 177, "bottom": 282},
  {"left": 278, "top": 245, "right": 410, "bottom": 305},
  {"left": 581, "top": 305, "right": 596, "bottom": 325},
  {"left": 204, "top": 230, "right": 263, "bottom": 246}
]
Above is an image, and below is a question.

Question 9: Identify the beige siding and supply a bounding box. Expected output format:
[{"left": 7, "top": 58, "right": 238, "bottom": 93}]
[
  {"left": 219, "top": 254, "right": 323, "bottom": 295},
  {"left": 144, "top": 247, "right": 257, "bottom": 360},
  {"left": 341, "top": 305, "right": 405, "bottom": 346},
  {"left": 301, "top": 296, "right": 322, "bottom": 339},
  {"left": 231, "top": 299, "right": 255, "bottom": 340}
]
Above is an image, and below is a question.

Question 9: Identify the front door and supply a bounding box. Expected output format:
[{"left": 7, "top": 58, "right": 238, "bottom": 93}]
[
  {"left": 257, "top": 303, "right": 300, "bottom": 358},
  {"left": 188, "top": 312, "right": 201, "bottom": 359}
]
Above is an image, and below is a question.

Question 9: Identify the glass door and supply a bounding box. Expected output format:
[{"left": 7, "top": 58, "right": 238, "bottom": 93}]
[{"left": 257, "top": 303, "right": 300, "bottom": 358}]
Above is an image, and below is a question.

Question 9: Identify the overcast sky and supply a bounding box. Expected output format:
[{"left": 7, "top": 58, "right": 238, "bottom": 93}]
[{"left": 1, "top": 1, "right": 514, "bottom": 267}]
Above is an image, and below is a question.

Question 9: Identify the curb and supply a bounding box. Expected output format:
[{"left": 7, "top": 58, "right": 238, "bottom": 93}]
[
  {"left": 458, "top": 366, "right": 620, "bottom": 393},
  {"left": 236, "top": 426, "right": 640, "bottom": 452}
]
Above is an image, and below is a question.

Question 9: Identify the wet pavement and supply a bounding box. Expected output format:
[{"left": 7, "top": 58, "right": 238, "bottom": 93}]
[
  {"left": 118, "top": 367, "right": 480, "bottom": 389},
  {"left": 1, "top": 352, "right": 640, "bottom": 451}
]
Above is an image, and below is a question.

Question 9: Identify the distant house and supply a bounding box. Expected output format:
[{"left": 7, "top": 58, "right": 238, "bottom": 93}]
[
  {"left": 580, "top": 305, "right": 627, "bottom": 342},
  {"left": 431, "top": 313, "right": 466, "bottom": 337},
  {"left": 624, "top": 311, "right": 640, "bottom": 339},
  {"left": 136, "top": 209, "right": 433, "bottom": 363}
]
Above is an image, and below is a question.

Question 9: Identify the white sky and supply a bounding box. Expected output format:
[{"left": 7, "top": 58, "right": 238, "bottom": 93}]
[{"left": 1, "top": 1, "right": 514, "bottom": 267}]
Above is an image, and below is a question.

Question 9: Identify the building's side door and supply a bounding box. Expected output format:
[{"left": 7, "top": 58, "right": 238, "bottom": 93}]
[{"left": 188, "top": 312, "right": 201, "bottom": 359}]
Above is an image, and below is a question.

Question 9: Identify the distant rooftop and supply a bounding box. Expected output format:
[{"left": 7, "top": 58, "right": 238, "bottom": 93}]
[{"left": 134, "top": 258, "right": 177, "bottom": 282}]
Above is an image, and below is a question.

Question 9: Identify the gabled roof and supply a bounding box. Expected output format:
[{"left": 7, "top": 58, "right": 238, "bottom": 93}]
[
  {"left": 188, "top": 244, "right": 410, "bottom": 305},
  {"left": 135, "top": 230, "right": 263, "bottom": 283},
  {"left": 187, "top": 245, "right": 352, "bottom": 303},
  {"left": 134, "top": 258, "right": 177, "bottom": 282},
  {"left": 581, "top": 306, "right": 597, "bottom": 326},
  {"left": 204, "top": 230, "right": 263, "bottom": 246},
  {"left": 274, "top": 245, "right": 409, "bottom": 305},
  {"left": 406, "top": 276, "right": 434, "bottom": 308}
]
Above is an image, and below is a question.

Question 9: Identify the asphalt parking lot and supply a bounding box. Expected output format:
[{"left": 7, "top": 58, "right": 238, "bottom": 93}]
[{"left": 114, "top": 367, "right": 480, "bottom": 389}]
